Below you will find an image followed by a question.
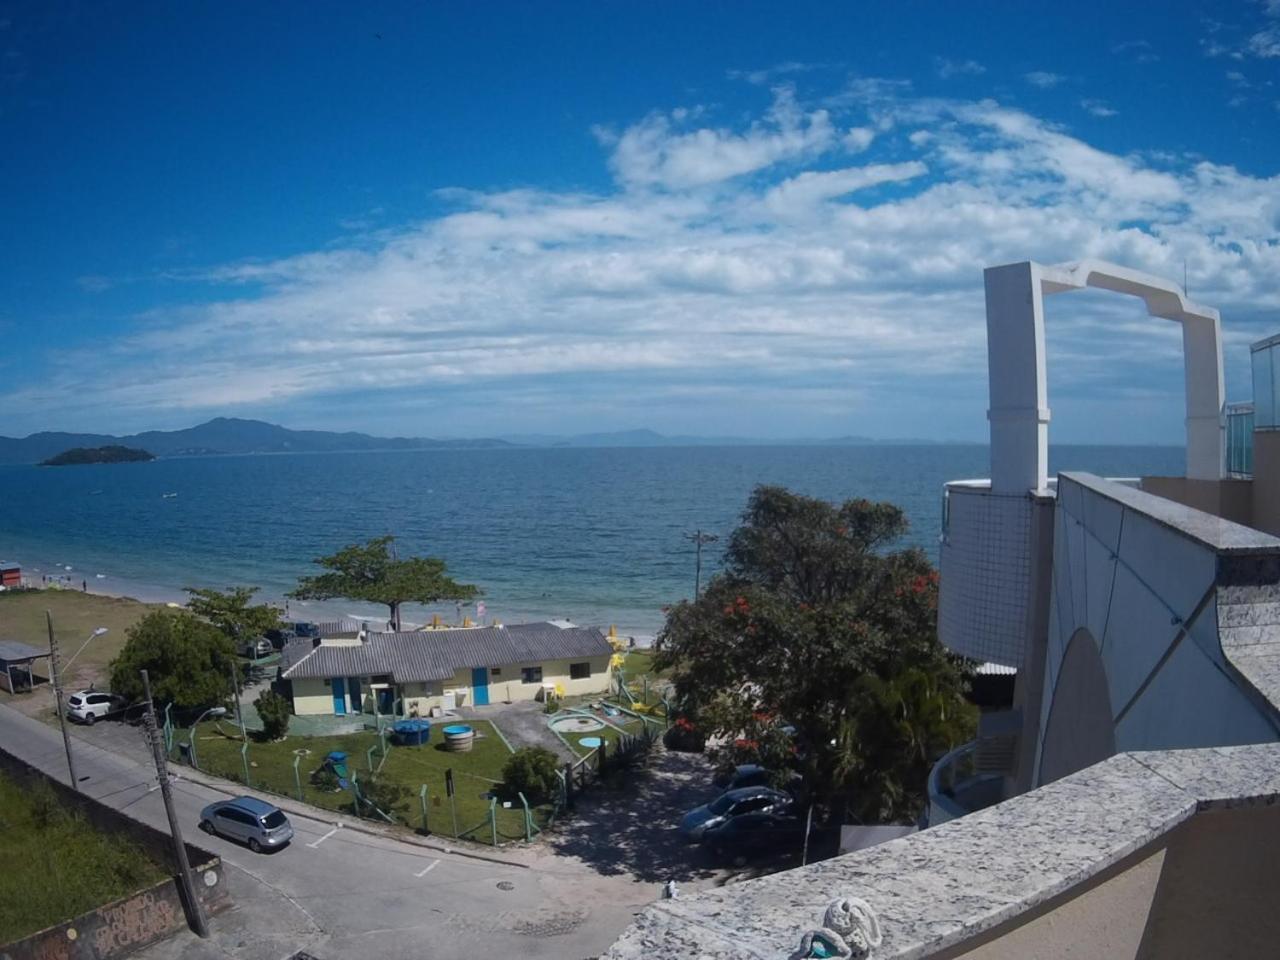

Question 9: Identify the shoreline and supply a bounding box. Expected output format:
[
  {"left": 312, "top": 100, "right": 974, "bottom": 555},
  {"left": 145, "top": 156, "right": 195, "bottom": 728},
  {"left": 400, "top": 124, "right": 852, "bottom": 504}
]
[{"left": 7, "top": 556, "right": 662, "bottom": 645}]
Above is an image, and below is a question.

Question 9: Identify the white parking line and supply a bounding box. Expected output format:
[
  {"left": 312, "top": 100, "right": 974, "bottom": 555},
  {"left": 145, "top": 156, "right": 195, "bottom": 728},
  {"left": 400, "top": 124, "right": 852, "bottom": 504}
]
[
  {"left": 415, "top": 859, "right": 440, "bottom": 878},
  {"left": 307, "top": 823, "right": 342, "bottom": 848}
]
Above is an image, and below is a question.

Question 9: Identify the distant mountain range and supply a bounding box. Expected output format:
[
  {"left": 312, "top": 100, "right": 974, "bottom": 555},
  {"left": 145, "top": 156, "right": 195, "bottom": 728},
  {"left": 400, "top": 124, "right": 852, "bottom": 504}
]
[
  {"left": 0, "top": 417, "right": 965, "bottom": 465},
  {"left": 0, "top": 418, "right": 511, "bottom": 465}
]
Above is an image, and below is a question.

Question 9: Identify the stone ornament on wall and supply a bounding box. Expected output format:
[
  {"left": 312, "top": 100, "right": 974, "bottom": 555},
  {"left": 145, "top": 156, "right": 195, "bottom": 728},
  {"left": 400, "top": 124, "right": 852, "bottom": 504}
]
[{"left": 791, "top": 897, "right": 882, "bottom": 959}]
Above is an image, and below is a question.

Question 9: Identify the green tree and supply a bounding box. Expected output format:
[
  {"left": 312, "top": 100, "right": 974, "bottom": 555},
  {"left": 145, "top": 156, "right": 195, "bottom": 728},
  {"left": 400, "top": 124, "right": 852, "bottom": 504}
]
[
  {"left": 254, "top": 689, "right": 291, "bottom": 741},
  {"left": 656, "top": 485, "right": 976, "bottom": 824},
  {"left": 501, "top": 746, "right": 563, "bottom": 802},
  {"left": 184, "top": 586, "right": 280, "bottom": 646},
  {"left": 108, "top": 610, "right": 235, "bottom": 710},
  {"left": 290, "top": 535, "right": 479, "bottom": 630}
]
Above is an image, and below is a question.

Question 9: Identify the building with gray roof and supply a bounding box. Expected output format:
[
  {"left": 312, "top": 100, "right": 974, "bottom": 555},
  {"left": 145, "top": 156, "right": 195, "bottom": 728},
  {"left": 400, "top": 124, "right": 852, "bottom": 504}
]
[{"left": 281, "top": 621, "right": 615, "bottom": 717}]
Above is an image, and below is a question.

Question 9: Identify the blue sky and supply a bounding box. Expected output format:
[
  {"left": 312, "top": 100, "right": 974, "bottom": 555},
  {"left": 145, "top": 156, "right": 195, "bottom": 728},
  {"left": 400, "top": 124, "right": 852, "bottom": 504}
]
[{"left": 2, "top": 1, "right": 1278, "bottom": 442}]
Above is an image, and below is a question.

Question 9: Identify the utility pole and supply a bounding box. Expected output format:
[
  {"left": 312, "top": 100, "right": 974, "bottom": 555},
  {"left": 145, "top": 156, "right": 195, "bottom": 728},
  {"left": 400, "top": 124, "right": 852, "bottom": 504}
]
[
  {"left": 228, "top": 660, "right": 246, "bottom": 743},
  {"left": 47, "top": 611, "right": 79, "bottom": 789},
  {"left": 140, "top": 669, "right": 209, "bottom": 938},
  {"left": 683, "top": 530, "right": 719, "bottom": 598}
]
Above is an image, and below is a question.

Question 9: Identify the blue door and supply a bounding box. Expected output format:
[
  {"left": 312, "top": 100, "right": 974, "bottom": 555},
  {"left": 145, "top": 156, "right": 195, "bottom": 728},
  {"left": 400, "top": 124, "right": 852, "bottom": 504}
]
[
  {"left": 332, "top": 677, "right": 347, "bottom": 715},
  {"left": 471, "top": 667, "right": 490, "bottom": 706}
]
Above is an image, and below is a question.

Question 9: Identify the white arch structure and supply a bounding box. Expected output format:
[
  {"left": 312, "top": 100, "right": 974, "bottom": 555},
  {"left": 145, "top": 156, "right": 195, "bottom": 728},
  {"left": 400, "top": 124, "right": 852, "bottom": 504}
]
[{"left": 984, "top": 259, "right": 1224, "bottom": 494}]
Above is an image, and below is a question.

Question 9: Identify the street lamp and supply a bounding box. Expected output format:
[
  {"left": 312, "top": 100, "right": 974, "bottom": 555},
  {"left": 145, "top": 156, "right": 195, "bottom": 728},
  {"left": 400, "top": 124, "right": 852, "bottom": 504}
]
[
  {"left": 47, "top": 615, "right": 109, "bottom": 791},
  {"left": 186, "top": 706, "right": 227, "bottom": 769}
]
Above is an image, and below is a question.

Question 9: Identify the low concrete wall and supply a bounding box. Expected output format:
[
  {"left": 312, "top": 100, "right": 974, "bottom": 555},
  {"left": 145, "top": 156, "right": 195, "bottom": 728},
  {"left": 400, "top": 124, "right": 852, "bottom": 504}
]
[
  {"left": 0, "top": 748, "right": 230, "bottom": 960},
  {"left": 1139, "top": 476, "right": 1254, "bottom": 527},
  {"left": 946, "top": 804, "right": 1280, "bottom": 960},
  {"left": 1254, "top": 430, "right": 1280, "bottom": 537}
]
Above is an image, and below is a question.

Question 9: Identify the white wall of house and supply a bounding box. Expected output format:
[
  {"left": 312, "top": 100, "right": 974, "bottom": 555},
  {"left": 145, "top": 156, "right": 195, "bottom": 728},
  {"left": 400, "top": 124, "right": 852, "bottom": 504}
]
[
  {"left": 291, "top": 677, "right": 335, "bottom": 716},
  {"left": 292, "top": 655, "right": 614, "bottom": 717},
  {"left": 400, "top": 655, "right": 613, "bottom": 716}
]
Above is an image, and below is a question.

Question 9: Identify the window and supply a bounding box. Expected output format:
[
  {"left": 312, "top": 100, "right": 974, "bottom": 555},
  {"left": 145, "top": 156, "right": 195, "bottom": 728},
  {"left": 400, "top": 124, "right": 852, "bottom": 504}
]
[
  {"left": 490, "top": 667, "right": 501, "bottom": 676},
  {"left": 521, "top": 666, "right": 543, "bottom": 684},
  {"left": 569, "top": 662, "right": 591, "bottom": 680},
  {"left": 262, "top": 811, "right": 288, "bottom": 829},
  {"left": 731, "top": 797, "right": 771, "bottom": 816}
]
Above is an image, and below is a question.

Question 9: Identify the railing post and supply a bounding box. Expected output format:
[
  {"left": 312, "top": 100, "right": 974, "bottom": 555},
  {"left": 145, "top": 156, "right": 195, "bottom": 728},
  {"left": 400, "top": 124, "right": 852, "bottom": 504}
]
[
  {"left": 366, "top": 744, "right": 378, "bottom": 771},
  {"left": 518, "top": 790, "right": 533, "bottom": 841}
]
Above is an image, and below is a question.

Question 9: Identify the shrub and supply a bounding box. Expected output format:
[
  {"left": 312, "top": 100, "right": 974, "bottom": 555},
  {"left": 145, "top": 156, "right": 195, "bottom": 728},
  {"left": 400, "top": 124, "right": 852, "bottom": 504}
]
[
  {"left": 501, "top": 746, "right": 562, "bottom": 802},
  {"left": 310, "top": 767, "right": 340, "bottom": 792},
  {"left": 662, "top": 716, "right": 706, "bottom": 753},
  {"left": 254, "top": 689, "right": 291, "bottom": 741},
  {"left": 357, "top": 774, "right": 410, "bottom": 821}
]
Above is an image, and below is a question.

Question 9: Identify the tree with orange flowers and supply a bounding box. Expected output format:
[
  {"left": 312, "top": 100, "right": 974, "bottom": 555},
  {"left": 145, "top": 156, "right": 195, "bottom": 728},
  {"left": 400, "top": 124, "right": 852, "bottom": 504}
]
[{"left": 656, "top": 485, "right": 974, "bottom": 824}]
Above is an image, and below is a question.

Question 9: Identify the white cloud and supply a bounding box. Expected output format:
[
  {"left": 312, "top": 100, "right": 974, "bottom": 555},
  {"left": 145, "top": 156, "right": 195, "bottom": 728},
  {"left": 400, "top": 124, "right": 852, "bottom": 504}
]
[
  {"left": 1080, "top": 98, "right": 1119, "bottom": 118},
  {"left": 598, "top": 87, "right": 837, "bottom": 191},
  {"left": 935, "top": 58, "right": 986, "bottom": 79},
  {"left": 1024, "top": 71, "right": 1066, "bottom": 88},
  {"left": 14, "top": 81, "right": 1280, "bottom": 441},
  {"left": 1112, "top": 39, "right": 1159, "bottom": 63}
]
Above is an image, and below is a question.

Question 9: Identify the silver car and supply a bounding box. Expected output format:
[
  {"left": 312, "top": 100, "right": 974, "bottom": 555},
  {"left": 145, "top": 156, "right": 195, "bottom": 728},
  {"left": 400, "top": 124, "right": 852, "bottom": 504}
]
[{"left": 199, "top": 796, "right": 294, "bottom": 853}]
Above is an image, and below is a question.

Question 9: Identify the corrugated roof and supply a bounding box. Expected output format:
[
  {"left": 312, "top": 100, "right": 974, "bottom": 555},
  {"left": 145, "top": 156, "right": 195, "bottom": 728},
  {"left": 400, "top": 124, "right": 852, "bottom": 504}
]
[
  {"left": 0, "top": 640, "right": 50, "bottom": 662},
  {"left": 282, "top": 622, "right": 613, "bottom": 683},
  {"left": 315, "top": 618, "right": 365, "bottom": 637}
]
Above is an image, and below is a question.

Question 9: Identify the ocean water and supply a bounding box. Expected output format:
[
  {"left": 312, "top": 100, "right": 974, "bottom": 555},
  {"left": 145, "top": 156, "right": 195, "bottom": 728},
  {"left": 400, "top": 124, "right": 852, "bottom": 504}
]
[{"left": 0, "top": 445, "right": 1183, "bottom": 634}]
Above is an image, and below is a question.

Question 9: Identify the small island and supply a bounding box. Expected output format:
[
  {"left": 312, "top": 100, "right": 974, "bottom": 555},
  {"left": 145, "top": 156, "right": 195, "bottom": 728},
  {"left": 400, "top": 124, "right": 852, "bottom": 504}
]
[{"left": 40, "top": 445, "right": 156, "bottom": 466}]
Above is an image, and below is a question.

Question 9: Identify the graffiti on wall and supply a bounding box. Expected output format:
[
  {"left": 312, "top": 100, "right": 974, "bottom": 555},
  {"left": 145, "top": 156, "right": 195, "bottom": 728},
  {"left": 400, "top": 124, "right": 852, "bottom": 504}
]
[{"left": 90, "top": 893, "right": 178, "bottom": 956}]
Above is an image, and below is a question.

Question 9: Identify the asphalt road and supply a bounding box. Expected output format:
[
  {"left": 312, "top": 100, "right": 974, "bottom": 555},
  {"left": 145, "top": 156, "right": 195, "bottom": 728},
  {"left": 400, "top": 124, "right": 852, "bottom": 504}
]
[{"left": 0, "top": 705, "right": 643, "bottom": 960}]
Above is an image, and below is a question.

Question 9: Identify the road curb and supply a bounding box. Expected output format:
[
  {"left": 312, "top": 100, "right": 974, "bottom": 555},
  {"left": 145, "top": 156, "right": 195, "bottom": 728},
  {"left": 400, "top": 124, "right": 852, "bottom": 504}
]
[{"left": 174, "top": 763, "right": 532, "bottom": 869}]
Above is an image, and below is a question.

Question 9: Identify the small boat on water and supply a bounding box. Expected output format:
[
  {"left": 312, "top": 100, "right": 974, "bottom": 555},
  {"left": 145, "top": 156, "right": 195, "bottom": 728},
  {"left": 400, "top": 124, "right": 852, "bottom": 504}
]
[{"left": 162, "top": 492, "right": 178, "bottom": 499}]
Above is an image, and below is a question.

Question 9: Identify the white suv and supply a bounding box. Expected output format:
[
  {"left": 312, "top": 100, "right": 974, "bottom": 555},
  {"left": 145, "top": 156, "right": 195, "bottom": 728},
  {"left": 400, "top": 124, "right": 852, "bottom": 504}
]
[{"left": 66, "top": 690, "right": 126, "bottom": 724}]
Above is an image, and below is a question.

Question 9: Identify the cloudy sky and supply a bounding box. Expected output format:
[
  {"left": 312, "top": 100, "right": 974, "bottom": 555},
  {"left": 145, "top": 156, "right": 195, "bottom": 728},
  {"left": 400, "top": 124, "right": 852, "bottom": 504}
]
[{"left": 2, "top": 1, "right": 1278, "bottom": 442}]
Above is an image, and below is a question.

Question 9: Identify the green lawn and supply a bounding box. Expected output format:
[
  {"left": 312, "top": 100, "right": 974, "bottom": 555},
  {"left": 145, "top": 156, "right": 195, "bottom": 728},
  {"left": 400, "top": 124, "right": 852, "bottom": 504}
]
[
  {"left": 170, "top": 718, "right": 548, "bottom": 844},
  {"left": 0, "top": 773, "right": 169, "bottom": 944},
  {"left": 0, "top": 589, "right": 154, "bottom": 691}
]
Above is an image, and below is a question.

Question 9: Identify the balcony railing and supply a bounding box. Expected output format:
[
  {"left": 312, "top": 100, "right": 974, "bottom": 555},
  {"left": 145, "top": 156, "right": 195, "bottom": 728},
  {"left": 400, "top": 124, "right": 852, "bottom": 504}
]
[
  {"left": 1226, "top": 402, "right": 1254, "bottom": 477},
  {"left": 927, "top": 739, "right": 1006, "bottom": 827}
]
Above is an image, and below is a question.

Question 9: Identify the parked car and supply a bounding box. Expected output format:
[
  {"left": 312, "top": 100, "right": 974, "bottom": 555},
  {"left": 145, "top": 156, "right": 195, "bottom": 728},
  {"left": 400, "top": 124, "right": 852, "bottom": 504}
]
[
  {"left": 199, "top": 796, "right": 294, "bottom": 853},
  {"left": 703, "top": 810, "right": 809, "bottom": 864},
  {"left": 290, "top": 621, "right": 320, "bottom": 639},
  {"left": 715, "top": 763, "right": 772, "bottom": 792},
  {"left": 264, "top": 626, "right": 297, "bottom": 650},
  {"left": 66, "top": 690, "right": 127, "bottom": 724},
  {"left": 237, "top": 637, "right": 274, "bottom": 659},
  {"left": 678, "top": 786, "right": 793, "bottom": 843}
]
